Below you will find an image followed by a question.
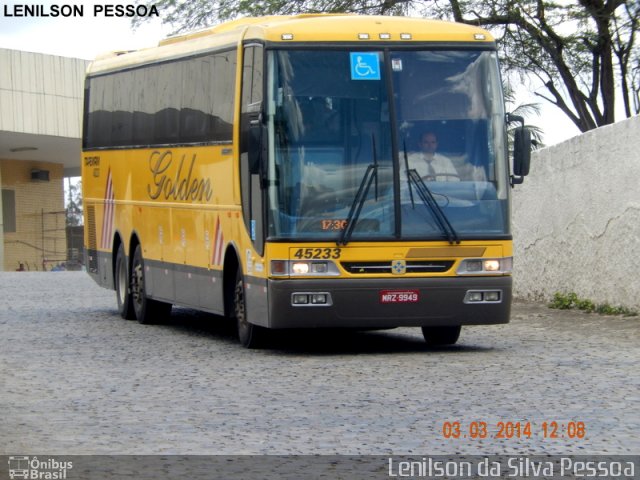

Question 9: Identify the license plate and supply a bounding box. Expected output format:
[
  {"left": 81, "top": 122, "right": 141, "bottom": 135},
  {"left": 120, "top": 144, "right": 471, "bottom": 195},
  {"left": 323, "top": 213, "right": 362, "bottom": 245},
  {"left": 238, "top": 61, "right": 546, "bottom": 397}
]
[{"left": 379, "top": 290, "right": 420, "bottom": 304}]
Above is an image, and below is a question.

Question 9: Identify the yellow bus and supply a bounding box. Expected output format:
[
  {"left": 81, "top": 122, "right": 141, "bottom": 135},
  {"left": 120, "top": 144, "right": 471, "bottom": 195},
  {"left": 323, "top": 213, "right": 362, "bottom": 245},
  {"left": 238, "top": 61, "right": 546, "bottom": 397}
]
[{"left": 82, "top": 14, "right": 531, "bottom": 348}]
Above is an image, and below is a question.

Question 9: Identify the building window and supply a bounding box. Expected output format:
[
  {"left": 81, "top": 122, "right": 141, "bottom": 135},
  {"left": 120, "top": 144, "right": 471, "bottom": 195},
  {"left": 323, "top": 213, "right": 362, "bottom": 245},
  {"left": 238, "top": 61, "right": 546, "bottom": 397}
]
[{"left": 2, "top": 189, "right": 16, "bottom": 233}]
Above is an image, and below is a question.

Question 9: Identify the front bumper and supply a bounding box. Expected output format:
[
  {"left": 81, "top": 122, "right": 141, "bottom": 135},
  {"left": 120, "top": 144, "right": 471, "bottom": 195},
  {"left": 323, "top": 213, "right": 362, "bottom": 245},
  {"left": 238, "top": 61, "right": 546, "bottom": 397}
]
[{"left": 266, "top": 276, "right": 511, "bottom": 329}]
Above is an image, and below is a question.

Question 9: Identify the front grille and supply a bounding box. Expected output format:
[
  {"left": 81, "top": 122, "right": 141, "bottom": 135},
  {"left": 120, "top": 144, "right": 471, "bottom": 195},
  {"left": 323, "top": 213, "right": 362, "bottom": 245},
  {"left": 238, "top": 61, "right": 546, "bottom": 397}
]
[{"left": 341, "top": 261, "right": 454, "bottom": 274}]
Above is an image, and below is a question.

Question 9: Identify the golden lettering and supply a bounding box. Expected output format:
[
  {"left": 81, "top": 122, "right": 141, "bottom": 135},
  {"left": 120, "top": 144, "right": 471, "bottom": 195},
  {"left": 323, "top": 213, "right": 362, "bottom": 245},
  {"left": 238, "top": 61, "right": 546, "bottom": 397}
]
[{"left": 147, "top": 150, "right": 213, "bottom": 202}]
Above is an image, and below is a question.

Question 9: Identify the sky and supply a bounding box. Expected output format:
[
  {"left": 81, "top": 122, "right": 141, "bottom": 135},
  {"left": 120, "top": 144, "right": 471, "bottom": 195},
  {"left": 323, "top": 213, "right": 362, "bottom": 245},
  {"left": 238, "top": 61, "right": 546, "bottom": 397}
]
[
  {"left": 0, "top": 0, "right": 581, "bottom": 146},
  {"left": 0, "top": 0, "right": 171, "bottom": 60}
]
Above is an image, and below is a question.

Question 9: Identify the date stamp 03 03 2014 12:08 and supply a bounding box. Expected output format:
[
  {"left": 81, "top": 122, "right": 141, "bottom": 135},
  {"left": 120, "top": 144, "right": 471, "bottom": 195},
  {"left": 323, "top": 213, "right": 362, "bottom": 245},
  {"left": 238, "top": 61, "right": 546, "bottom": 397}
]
[{"left": 440, "top": 420, "right": 587, "bottom": 440}]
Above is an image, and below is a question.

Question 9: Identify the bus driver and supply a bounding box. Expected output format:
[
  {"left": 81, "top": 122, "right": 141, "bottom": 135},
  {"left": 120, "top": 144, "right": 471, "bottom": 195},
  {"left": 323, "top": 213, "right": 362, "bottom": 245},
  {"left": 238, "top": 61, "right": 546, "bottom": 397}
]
[{"left": 407, "top": 131, "right": 460, "bottom": 182}]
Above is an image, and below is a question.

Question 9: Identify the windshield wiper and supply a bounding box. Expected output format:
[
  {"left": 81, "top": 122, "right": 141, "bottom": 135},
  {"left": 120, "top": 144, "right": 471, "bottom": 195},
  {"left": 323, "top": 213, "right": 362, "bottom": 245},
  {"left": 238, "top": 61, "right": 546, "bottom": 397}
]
[
  {"left": 407, "top": 169, "right": 460, "bottom": 245},
  {"left": 403, "top": 140, "right": 415, "bottom": 209},
  {"left": 337, "top": 135, "right": 379, "bottom": 246}
]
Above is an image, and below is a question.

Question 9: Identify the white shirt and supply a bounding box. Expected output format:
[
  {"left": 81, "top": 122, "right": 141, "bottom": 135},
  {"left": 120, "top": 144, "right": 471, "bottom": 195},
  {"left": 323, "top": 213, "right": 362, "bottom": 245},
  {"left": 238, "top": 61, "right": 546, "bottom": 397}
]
[{"left": 404, "top": 152, "right": 460, "bottom": 182}]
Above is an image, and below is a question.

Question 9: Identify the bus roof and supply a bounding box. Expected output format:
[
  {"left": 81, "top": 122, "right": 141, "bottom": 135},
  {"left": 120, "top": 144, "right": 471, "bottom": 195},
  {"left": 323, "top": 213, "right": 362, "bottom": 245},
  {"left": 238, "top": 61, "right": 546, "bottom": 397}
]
[
  {"left": 160, "top": 14, "right": 494, "bottom": 45},
  {"left": 88, "top": 14, "right": 494, "bottom": 75}
]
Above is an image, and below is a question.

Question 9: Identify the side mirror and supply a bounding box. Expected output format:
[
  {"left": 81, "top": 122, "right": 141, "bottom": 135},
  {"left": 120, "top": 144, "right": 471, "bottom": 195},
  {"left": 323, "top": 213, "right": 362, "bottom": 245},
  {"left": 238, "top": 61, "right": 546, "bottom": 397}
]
[
  {"left": 506, "top": 113, "right": 533, "bottom": 186},
  {"left": 514, "top": 126, "right": 531, "bottom": 176}
]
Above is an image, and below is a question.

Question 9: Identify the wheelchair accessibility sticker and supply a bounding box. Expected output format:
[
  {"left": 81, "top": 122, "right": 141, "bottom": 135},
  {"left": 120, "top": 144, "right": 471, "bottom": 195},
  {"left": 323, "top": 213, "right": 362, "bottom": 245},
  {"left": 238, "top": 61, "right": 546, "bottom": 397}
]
[{"left": 350, "top": 52, "right": 380, "bottom": 80}]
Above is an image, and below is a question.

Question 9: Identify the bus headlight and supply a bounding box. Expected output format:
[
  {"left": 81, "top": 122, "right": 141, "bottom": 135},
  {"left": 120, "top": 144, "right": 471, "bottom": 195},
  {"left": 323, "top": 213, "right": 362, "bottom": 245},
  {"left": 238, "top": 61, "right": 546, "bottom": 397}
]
[
  {"left": 291, "top": 262, "right": 310, "bottom": 274},
  {"left": 484, "top": 260, "right": 501, "bottom": 272},
  {"left": 271, "top": 260, "right": 340, "bottom": 277},
  {"left": 457, "top": 257, "right": 512, "bottom": 275}
]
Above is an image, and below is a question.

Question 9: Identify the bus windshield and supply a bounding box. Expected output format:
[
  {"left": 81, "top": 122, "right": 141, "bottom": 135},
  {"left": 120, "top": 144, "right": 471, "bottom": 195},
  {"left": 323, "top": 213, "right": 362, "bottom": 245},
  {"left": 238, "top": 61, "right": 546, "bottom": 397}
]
[{"left": 266, "top": 48, "right": 509, "bottom": 241}]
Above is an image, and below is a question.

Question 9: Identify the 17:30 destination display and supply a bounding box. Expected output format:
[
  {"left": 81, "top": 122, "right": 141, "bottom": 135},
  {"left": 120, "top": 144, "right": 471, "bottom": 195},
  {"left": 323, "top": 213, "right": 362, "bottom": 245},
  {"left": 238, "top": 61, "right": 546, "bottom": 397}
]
[{"left": 441, "top": 421, "right": 586, "bottom": 439}]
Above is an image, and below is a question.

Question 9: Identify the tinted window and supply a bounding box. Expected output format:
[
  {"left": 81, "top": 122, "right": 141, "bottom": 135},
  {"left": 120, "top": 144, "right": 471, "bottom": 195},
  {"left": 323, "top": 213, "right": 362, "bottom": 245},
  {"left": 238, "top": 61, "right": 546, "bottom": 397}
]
[{"left": 84, "top": 49, "right": 237, "bottom": 149}]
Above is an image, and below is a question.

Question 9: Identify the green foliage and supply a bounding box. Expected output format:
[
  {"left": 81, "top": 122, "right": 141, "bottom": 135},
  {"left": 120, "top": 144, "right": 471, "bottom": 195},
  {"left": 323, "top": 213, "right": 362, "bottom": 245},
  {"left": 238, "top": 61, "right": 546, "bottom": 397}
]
[
  {"left": 438, "top": 0, "right": 640, "bottom": 132},
  {"left": 133, "top": 0, "right": 412, "bottom": 33},
  {"left": 65, "top": 179, "right": 83, "bottom": 227},
  {"left": 549, "top": 292, "right": 579, "bottom": 310},
  {"left": 503, "top": 82, "right": 545, "bottom": 148},
  {"left": 549, "top": 292, "right": 638, "bottom": 317}
]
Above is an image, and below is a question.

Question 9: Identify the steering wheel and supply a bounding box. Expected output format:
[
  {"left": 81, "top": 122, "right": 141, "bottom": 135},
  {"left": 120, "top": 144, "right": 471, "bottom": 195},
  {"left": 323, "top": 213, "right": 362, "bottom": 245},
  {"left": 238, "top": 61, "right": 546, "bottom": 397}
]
[{"left": 421, "top": 173, "right": 460, "bottom": 181}]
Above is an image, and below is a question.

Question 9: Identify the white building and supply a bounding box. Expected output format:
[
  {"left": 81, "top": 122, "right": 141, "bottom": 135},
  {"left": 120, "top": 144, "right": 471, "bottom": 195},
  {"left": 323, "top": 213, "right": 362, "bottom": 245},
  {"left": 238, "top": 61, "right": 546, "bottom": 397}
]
[{"left": 0, "top": 48, "right": 88, "bottom": 270}]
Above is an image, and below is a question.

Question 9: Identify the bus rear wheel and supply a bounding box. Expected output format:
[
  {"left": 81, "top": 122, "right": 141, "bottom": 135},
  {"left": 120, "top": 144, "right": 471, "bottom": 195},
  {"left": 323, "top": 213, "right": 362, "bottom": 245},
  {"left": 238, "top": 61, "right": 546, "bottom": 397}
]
[
  {"left": 115, "top": 243, "right": 136, "bottom": 320},
  {"left": 130, "top": 244, "right": 171, "bottom": 324},
  {"left": 421, "top": 326, "right": 461, "bottom": 346},
  {"left": 234, "top": 270, "right": 266, "bottom": 348}
]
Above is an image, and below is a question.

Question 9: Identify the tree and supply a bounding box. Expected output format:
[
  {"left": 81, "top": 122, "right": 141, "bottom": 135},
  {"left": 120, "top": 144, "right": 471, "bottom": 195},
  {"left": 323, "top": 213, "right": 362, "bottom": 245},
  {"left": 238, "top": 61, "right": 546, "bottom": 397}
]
[
  {"left": 434, "top": 0, "right": 640, "bottom": 133},
  {"left": 504, "top": 83, "right": 546, "bottom": 148},
  {"left": 135, "top": 0, "right": 639, "bottom": 133},
  {"left": 133, "top": 0, "right": 410, "bottom": 31},
  {"left": 65, "top": 178, "right": 83, "bottom": 227}
]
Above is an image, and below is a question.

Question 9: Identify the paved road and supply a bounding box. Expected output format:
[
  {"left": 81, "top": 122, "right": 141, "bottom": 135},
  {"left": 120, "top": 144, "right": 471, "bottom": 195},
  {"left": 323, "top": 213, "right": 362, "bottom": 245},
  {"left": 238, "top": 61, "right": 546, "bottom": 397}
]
[{"left": 0, "top": 272, "right": 638, "bottom": 455}]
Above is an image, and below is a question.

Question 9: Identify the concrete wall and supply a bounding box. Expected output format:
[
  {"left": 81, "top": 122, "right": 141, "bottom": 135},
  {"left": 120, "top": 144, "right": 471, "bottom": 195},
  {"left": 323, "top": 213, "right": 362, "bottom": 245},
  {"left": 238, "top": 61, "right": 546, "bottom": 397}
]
[
  {"left": 512, "top": 114, "right": 640, "bottom": 309},
  {"left": 0, "top": 48, "right": 86, "bottom": 137}
]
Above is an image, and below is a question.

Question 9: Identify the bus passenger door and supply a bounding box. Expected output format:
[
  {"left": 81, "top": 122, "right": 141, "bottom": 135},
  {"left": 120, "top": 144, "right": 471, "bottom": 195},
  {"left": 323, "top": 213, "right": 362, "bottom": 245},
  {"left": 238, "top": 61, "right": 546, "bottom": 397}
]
[{"left": 240, "top": 44, "right": 265, "bottom": 256}]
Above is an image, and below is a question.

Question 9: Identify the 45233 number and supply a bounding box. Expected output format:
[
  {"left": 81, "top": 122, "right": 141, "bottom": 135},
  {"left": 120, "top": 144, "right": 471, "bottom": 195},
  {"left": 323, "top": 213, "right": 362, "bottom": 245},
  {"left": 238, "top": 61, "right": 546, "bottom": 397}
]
[{"left": 293, "top": 248, "right": 342, "bottom": 260}]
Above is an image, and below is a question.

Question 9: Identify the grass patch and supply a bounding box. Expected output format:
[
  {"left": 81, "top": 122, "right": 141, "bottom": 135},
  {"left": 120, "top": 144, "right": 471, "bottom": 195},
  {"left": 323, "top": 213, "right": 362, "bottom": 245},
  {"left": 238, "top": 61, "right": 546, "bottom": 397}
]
[{"left": 549, "top": 292, "right": 638, "bottom": 317}]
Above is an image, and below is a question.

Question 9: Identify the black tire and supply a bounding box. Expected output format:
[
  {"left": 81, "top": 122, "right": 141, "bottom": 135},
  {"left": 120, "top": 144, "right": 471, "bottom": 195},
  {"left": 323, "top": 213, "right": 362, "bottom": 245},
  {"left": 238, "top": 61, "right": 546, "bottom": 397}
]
[
  {"left": 421, "top": 326, "right": 461, "bottom": 346},
  {"left": 235, "top": 269, "right": 267, "bottom": 348},
  {"left": 130, "top": 244, "right": 172, "bottom": 324},
  {"left": 115, "top": 243, "right": 135, "bottom": 320}
]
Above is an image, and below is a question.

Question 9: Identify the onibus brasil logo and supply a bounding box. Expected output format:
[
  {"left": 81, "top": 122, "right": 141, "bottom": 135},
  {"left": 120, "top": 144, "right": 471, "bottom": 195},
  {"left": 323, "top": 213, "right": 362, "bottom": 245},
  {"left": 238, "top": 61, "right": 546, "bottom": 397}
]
[{"left": 8, "top": 456, "right": 73, "bottom": 479}]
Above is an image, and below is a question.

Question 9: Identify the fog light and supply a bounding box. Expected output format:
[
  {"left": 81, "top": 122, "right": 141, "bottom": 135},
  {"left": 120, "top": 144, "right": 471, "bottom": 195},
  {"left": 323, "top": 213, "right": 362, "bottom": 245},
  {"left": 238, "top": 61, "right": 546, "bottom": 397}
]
[
  {"left": 292, "top": 293, "right": 309, "bottom": 305},
  {"left": 485, "top": 291, "right": 501, "bottom": 302},
  {"left": 464, "top": 290, "right": 502, "bottom": 304},
  {"left": 311, "top": 293, "right": 328, "bottom": 304},
  {"left": 468, "top": 291, "right": 484, "bottom": 302}
]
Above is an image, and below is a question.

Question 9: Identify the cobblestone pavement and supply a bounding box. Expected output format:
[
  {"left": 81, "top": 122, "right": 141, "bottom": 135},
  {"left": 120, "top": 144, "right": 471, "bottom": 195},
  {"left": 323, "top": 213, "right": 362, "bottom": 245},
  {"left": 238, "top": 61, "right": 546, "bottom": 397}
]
[{"left": 0, "top": 272, "right": 638, "bottom": 455}]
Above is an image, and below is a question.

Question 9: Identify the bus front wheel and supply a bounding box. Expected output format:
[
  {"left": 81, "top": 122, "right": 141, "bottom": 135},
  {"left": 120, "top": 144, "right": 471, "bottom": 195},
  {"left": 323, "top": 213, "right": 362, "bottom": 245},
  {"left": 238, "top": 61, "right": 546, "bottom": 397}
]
[
  {"left": 115, "top": 243, "right": 135, "bottom": 320},
  {"left": 130, "top": 244, "right": 171, "bottom": 324},
  {"left": 421, "top": 326, "right": 461, "bottom": 346},
  {"left": 234, "top": 270, "right": 266, "bottom": 348}
]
